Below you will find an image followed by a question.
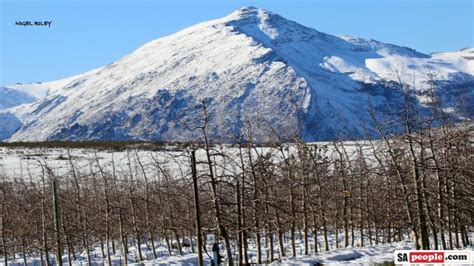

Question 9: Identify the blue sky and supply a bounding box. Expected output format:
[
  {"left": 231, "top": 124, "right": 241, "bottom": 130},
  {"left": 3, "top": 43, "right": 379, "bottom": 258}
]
[{"left": 1, "top": 0, "right": 472, "bottom": 85}]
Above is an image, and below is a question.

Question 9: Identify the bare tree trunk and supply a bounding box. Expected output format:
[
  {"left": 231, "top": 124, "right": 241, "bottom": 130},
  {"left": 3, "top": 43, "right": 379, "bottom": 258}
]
[
  {"left": 22, "top": 237, "right": 28, "bottom": 266},
  {"left": 335, "top": 209, "right": 339, "bottom": 249},
  {"left": 275, "top": 210, "right": 285, "bottom": 259},
  {"left": 408, "top": 135, "right": 430, "bottom": 250},
  {"left": 309, "top": 147, "right": 329, "bottom": 252},
  {"left": 51, "top": 177, "right": 63, "bottom": 266},
  {"left": 312, "top": 214, "right": 318, "bottom": 254},
  {"left": 290, "top": 188, "right": 296, "bottom": 257},
  {"left": 111, "top": 154, "right": 128, "bottom": 265},
  {"left": 201, "top": 103, "right": 233, "bottom": 266},
  {"left": 269, "top": 229, "right": 274, "bottom": 262},
  {"left": 334, "top": 143, "right": 350, "bottom": 248},
  {"left": 237, "top": 146, "right": 249, "bottom": 264},
  {"left": 247, "top": 143, "right": 262, "bottom": 264},
  {"left": 39, "top": 165, "right": 52, "bottom": 266},
  {"left": 126, "top": 152, "right": 143, "bottom": 262},
  {"left": 1, "top": 221, "right": 6, "bottom": 266},
  {"left": 359, "top": 158, "right": 365, "bottom": 248},
  {"left": 419, "top": 144, "right": 439, "bottom": 250},
  {"left": 278, "top": 145, "right": 297, "bottom": 257},
  {"left": 61, "top": 210, "right": 73, "bottom": 266},
  {"left": 135, "top": 152, "right": 158, "bottom": 259},
  {"left": 302, "top": 187, "right": 309, "bottom": 255},
  {"left": 236, "top": 179, "right": 243, "bottom": 266},
  {"left": 95, "top": 155, "right": 113, "bottom": 265},
  {"left": 68, "top": 153, "right": 91, "bottom": 265},
  {"left": 191, "top": 150, "right": 204, "bottom": 266},
  {"left": 162, "top": 234, "right": 170, "bottom": 256},
  {"left": 1, "top": 182, "right": 8, "bottom": 266},
  {"left": 174, "top": 231, "right": 183, "bottom": 256}
]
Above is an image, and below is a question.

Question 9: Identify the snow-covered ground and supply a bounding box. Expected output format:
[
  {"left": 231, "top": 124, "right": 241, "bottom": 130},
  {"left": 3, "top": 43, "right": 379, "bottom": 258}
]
[
  {"left": 3, "top": 230, "right": 472, "bottom": 265},
  {"left": 1, "top": 231, "right": 416, "bottom": 265},
  {"left": 0, "top": 141, "right": 375, "bottom": 179},
  {"left": 4, "top": 235, "right": 473, "bottom": 265}
]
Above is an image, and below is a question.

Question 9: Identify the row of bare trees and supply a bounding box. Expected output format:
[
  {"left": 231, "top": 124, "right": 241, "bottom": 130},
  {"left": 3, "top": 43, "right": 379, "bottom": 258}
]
[{"left": 0, "top": 120, "right": 472, "bottom": 265}]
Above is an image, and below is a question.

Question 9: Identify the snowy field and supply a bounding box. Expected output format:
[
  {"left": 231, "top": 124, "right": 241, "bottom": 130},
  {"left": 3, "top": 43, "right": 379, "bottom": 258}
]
[
  {"left": 2, "top": 230, "right": 416, "bottom": 265},
  {"left": 0, "top": 141, "right": 375, "bottom": 178}
]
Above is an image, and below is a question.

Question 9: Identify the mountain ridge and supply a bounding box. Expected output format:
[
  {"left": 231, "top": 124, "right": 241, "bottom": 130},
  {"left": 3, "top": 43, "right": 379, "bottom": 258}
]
[{"left": 1, "top": 7, "right": 472, "bottom": 142}]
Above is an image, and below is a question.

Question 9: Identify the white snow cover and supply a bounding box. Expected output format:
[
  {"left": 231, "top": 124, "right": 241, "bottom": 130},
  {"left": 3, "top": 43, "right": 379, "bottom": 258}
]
[
  {"left": 5, "top": 69, "right": 102, "bottom": 99},
  {"left": 365, "top": 49, "right": 474, "bottom": 91},
  {"left": 1, "top": 239, "right": 417, "bottom": 265},
  {"left": 1, "top": 7, "right": 472, "bottom": 142}
]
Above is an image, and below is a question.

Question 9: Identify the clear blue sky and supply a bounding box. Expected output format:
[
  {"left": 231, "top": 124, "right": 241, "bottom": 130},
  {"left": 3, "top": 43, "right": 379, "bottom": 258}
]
[{"left": 1, "top": 0, "right": 472, "bottom": 85}]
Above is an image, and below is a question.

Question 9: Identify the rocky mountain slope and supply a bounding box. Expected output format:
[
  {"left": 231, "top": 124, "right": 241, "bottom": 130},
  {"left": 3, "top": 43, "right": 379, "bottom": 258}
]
[{"left": 1, "top": 7, "right": 472, "bottom": 142}]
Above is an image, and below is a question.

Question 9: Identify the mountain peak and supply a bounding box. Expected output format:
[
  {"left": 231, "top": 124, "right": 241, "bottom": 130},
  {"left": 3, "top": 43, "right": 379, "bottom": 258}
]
[
  {"left": 223, "top": 6, "right": 278, "bottom": 24},
  {"left": 231, "top": 6, "right": 271, "bottom": 17},
  {"left": 1, "top": 7, "right": 472, "bottom": 142},
  {"left": 218, "top": 6, "right": 310, "bottom": 43},
  {"left": 236, "top": 6, "right": 260, "bottom": 12}
]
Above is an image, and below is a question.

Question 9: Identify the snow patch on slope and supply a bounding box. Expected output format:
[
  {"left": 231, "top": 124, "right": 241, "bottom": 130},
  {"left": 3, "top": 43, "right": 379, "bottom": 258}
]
[
  {"left": 432, "top": 48, "right": 474, "bottom": 76},
  {"left": 366, "top": 53, "right": 473, "bottom": 91},
  {"left": 6, "top": 73, "right": 89, "bottom": 98}
]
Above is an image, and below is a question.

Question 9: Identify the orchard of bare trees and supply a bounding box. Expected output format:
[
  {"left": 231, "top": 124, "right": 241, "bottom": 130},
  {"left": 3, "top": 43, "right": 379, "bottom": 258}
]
[
  {"left": 0, "top": 79, "right": 473, "bottom": 265},
  {"left": 0, "top": 120, "right": 472, "bottom": 265}
]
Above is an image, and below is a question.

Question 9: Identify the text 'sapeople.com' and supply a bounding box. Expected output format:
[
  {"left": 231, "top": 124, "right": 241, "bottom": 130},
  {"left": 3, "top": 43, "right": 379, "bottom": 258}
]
[{"left": 394, "top": 250, "right": 472, "bottom": 264}]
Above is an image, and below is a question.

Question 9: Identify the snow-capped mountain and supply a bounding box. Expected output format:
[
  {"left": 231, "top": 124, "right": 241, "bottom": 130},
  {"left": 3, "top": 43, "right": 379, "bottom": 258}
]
[{"left": 1, "top": 7, "right": 473, "bottom": 142}]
